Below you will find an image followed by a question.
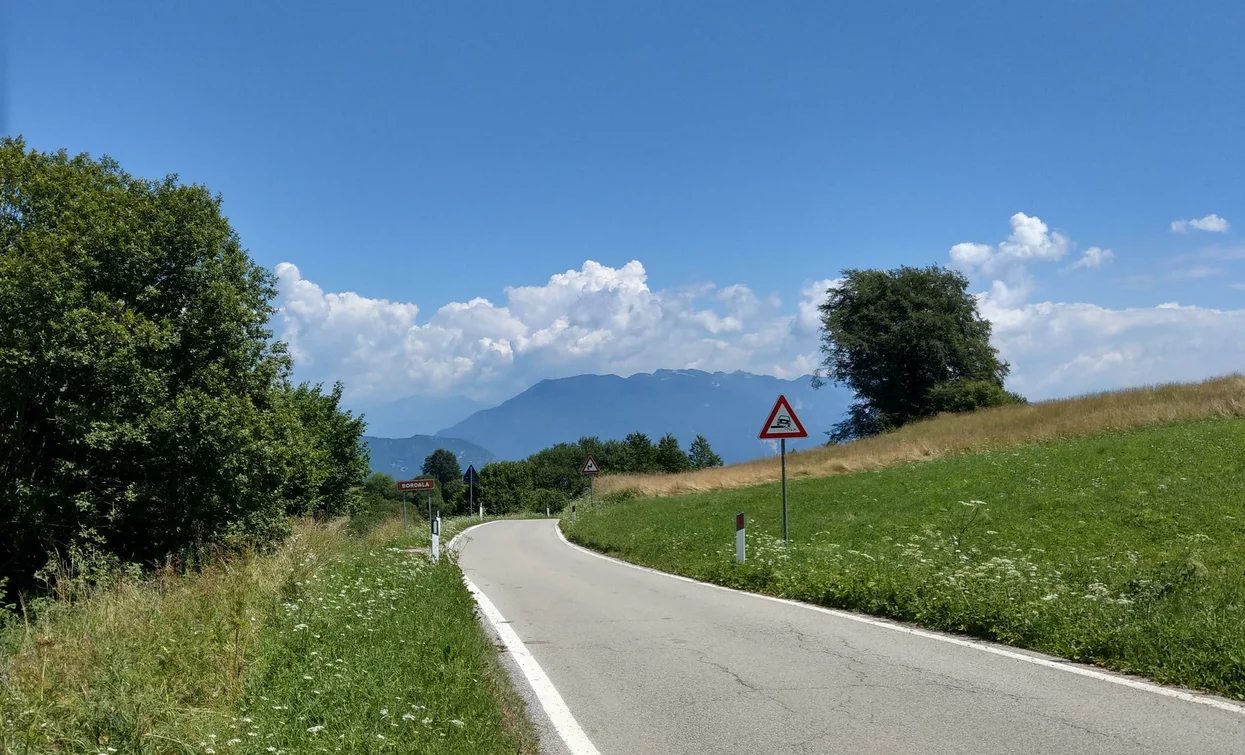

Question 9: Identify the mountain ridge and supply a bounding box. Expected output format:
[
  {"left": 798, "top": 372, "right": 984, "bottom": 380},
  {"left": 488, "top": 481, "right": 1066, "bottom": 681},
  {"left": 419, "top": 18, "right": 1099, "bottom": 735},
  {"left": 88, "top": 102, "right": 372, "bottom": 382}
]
[
  {"left": 362, "top": 435, "right": 496, "bottom": 478},
  {"left": 436, "top": 369, "right": 852, "bottom": 463}
]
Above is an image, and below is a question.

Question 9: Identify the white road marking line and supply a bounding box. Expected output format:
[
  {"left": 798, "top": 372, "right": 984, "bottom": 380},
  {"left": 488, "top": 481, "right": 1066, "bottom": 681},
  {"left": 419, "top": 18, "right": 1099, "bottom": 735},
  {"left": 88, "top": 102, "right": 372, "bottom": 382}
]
[
  {"left": 452, "top": 522, "right": 603, "bottom": 755},
  {"left": 554, "top": 521, "right": 1245, "bottom": 717}
]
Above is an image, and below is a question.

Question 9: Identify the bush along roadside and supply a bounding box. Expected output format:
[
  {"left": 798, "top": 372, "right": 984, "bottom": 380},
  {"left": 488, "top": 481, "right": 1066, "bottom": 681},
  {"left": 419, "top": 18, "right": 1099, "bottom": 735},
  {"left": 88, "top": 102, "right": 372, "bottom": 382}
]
[
  {"left": 1, "top": 518, "right": 539, "bottom": 755},
  {"left": 564, "top": 416, "right": 1245, "bottom": 701}
]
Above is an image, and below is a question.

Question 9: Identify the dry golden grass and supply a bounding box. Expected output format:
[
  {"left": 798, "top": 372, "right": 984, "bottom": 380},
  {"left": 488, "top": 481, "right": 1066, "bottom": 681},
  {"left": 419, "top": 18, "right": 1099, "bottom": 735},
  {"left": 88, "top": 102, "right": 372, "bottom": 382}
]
[{"left": 598, "top": 373, "right": 1245, "bottom": 497}]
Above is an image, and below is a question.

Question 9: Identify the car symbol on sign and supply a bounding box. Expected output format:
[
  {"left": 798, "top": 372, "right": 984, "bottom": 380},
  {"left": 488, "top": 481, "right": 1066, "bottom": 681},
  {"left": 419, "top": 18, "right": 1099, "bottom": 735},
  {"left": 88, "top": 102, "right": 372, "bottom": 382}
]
[{"left": 771, "top": 416, "right": 792, "bottom": 429}]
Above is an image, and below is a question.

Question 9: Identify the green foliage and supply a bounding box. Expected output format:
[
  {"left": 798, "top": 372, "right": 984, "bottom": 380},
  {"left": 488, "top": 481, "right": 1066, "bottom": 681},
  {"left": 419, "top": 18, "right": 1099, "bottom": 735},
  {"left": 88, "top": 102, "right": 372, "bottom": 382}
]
[
  {"left": 422, "top": 448, "right": 462, "bottom": 490},
  {"left": 0, "top": 138, "right": 368, "bottom": 594},
  {"left": 475, "top": 431, "right": 716, "bottom": 511},
  {"left": 527, "top": 443, "right": 590, "bottom": 497},
  {"left": 520, "top": 488, "right": 569, "bottom": 514},
  {"left": 348, "top": 472, "right": 405, "bottom": 535},
  {"left": 599, "top": 438, "right": 631, "bottom": 472},
  {"left": 688, "top": 434, "right": 724, "bottom": 470},
  {"left": 479, "top": 461, "right": 534, "bottom": 515},
  {"left": 566, "top": 417, "right": 1245, "bottom": 700},
  {"left": 926, "top": 379, "right": 1027, "bottom": 415},
  {"left": 281, "top": 382, "right": 370, "bottom": 519},
  {"left": 814, "top": 265, "right": 1019, "bottom": 441},
  {"left": 655, "top": 433, "right": 692, "bottom": 474},
  {"left": 624, "top": 432, "right": 657, "bottom": 473}
]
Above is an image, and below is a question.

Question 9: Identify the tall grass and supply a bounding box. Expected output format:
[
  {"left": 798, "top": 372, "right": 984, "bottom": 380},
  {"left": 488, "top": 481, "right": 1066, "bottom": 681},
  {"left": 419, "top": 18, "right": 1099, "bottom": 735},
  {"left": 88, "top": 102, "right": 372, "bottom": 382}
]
[
  {"left": 0, "top": 517, "right": 538, "bottom": 754},
  {"left": 599, "top": 374, "right": 1245, "bottom": 496}
]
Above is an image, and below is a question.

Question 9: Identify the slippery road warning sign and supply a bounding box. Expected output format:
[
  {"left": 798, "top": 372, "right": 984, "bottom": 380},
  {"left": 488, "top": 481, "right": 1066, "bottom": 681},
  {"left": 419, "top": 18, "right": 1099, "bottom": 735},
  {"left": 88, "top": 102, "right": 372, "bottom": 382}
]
[
  {"left": 758, "top": 395, "right": 808, "bottom": 439},
  {"left": 581, "top": 457, "right": 600, "bottom": 475},
  {"left": 759, "top": 395, "right": 807, "bottom": 546}
]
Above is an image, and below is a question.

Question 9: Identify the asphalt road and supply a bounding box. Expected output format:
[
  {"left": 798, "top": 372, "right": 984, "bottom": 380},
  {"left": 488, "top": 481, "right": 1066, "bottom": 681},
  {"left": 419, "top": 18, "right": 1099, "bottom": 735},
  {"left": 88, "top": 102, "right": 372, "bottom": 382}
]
[{"left": 457, "top": 519, "right": 1245, "bottom": 754}]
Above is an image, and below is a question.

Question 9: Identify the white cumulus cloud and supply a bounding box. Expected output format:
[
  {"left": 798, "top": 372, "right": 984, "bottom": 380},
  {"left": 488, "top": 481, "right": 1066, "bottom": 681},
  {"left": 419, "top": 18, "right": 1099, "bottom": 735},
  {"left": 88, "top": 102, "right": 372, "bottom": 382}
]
[
  {"left": 274, "top": 260, "right": 833, "bottom": 405},
  {"left": 1066, "top": 246, "right": 1113, "bottom": 271},
  {"left": 1171, "top": 214, "right": 1230, "bottom": 233},
  {"left": 952, "top": 214, "right": 1245, "bottom": 400}
]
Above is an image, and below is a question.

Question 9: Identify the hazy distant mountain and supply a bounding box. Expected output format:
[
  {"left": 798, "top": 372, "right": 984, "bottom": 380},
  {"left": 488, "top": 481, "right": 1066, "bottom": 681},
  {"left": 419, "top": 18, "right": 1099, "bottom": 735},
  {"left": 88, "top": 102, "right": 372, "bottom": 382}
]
[
  {"left": 362, "top": 435, "right": 497, "bottom": 478},
  {"left": 356, "top": 395, "right": 488, "bottom": 438},
  {"left": 437, "top": 370, "right": 853, "bottom": 464}
]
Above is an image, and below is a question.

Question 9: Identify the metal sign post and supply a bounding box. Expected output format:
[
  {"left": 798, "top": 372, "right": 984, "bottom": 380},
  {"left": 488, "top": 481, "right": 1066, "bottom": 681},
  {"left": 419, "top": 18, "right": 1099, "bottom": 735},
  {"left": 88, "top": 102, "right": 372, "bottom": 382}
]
[
  {"left": 781, "top": 439, "right": 788, "bottom": 545},
  {"left": 758, "top": 395, "right": 808, "bottom": 547},
  {"left": 402, "top": 492, "right": 407, "bottom": 535}
]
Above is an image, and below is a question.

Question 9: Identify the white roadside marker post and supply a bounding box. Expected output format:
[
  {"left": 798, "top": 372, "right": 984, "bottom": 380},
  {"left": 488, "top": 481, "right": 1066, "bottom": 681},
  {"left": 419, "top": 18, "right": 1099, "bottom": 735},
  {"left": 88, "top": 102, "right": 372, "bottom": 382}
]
[
  {"left": 431, "top": 510, "right": 441, "bottom": 563},
  {"left": 736, "top": 512, "right": 746, "bottom": 563}
]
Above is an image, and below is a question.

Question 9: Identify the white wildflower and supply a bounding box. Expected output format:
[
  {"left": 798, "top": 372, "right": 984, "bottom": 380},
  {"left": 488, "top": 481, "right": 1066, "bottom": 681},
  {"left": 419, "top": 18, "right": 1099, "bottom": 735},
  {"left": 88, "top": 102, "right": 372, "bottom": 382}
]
[{"left": 307, "top": 725, "right": 325, "bottom": 734}]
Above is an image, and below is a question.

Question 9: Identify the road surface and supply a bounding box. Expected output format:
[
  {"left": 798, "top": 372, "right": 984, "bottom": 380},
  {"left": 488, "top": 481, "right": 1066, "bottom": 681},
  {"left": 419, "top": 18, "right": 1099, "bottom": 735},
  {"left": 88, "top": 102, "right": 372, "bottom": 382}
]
[{"left": 457, "top": 519, "right": 1245, "bottom": 754}]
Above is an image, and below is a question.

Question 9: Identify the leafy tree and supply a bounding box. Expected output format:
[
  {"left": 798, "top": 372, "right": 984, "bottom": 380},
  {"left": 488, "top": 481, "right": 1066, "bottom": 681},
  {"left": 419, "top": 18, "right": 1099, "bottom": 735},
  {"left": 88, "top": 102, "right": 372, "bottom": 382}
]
[
  {"left": 598, "top": 438, "right": 631, "bottom": 473},
  {"left": 362, "top": 472, "right": 400, "bottom": 501},
  {"left": 655, "top": 433, "right": 691, "bottom": 474},
  {"left": 814, "top": 265, "right": 1022, "bottom": 441},
  {"left": 624, "top": 432, "right": 657, "bottom": 473},
  {"left": 0, "top": 138, "right": 366, "bottom": 593},
  {"left": 688, "top": 435, "right": 724, "bottom": 470},
  {"left": 520, "top": 488, "right": 569, "bottom": 514},
  {"left": 527, "top": 442, "right": 590, "bottom": 497},
  {"left": 421, "top": 448, "right": 462, "bottom": 490},
  {"left": 280, "top": 382, "right": 369, "bottom": 519},
  {"left": 478, "top": 460, "right": 533, "bottom": 515}
]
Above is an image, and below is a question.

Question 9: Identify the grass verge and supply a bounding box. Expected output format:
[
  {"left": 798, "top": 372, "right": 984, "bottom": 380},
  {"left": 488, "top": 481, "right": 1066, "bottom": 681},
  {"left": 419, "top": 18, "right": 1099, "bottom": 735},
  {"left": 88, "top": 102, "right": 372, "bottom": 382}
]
[
  {"left": 1, "top": 517, "right": 540, "bottom": 754},
  {"left": 567, "top": 416, "right": 1245, "bottom": 700}
]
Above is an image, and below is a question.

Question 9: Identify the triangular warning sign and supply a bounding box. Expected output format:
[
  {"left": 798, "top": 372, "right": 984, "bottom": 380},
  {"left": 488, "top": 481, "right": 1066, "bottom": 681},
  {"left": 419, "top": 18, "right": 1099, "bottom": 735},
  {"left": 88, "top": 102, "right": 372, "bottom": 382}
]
[
  {"left": 581, "top": 457, "right": 600, "bottom": 475},
  {"left": 758, "top": 395, "right": 809, "bottom": 439}
]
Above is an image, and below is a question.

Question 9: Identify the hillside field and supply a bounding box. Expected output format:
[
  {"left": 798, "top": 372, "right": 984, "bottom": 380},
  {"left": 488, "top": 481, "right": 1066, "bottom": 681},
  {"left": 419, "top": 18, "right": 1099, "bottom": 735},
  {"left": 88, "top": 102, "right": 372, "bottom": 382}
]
[
  {"left": 598, "top": 374, "right": 1245, "bottom": 496},
  {"left": 566, "top": 412, "right": 1245, "bottom": 699}
]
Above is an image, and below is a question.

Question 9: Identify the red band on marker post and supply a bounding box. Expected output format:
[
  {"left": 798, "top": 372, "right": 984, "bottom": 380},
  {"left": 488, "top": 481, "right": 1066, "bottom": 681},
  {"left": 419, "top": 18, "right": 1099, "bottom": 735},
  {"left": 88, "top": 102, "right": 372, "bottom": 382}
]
[{"left": 736, "top": 512, "right": 745, "bottom": 531}]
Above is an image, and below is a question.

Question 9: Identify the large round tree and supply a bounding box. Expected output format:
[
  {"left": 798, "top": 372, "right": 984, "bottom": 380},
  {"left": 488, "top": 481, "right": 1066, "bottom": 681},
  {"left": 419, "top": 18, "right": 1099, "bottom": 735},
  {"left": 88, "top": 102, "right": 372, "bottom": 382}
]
[{"left": 814, "top": 265, "right": 1024, "bottom": 442}]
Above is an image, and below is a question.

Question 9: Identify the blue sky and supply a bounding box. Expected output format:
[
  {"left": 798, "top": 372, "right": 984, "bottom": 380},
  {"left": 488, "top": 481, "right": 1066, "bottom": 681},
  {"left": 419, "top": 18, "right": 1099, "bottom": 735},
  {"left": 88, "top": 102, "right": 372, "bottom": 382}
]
[{"left": 8, "top": 1, "right": 1244, "bottom": 425}]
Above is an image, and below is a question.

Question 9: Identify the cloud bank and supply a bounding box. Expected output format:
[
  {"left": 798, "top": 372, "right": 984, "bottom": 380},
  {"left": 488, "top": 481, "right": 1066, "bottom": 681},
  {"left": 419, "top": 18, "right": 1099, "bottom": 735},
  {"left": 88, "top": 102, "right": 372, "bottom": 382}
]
[
  {"left": 275, "top": 261, "right": 835, "bottom": 406},
  {"left": 274, "top": 212, "right": 1244, "bottom": 410}
]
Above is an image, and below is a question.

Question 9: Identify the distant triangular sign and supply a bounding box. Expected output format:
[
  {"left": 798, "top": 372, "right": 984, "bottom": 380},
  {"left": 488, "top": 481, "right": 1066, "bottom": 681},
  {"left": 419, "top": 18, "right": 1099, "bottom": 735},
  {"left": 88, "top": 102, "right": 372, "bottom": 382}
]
[
  {"left": 462, "top": 465, "right": 480, "bottom": 485},
  {"left": 581, "top": 457, "right": 600, "bottom": 475},
  {"left": 758, "top": 394, "right": 809, "bottom": 439}
]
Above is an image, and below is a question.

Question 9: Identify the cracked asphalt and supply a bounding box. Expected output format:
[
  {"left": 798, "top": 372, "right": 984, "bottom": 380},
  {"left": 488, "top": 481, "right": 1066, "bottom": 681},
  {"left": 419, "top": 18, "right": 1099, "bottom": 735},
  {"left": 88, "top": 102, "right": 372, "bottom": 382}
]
[{"left": 457, "top": 520, "right": 1245, "bottom": 754}]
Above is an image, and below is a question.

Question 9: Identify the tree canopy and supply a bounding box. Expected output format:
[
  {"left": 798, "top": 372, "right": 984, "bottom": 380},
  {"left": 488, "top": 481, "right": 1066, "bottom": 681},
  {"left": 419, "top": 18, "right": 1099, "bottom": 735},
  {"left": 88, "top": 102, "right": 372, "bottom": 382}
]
[
  {"left": 421, "top": 448, "right": 462, "bottom": 490},
  {"left": 688, "top": 434, "right": 724, "bottom": 470},
  {"left": 470, "top": 431, "right": 721, "bottom": 514},
  {"left": 0, "top": 138, "right": 369, "bottom": 594},
  {"left": 814, "top": 265, "right": 1024, "bottom": 441}
]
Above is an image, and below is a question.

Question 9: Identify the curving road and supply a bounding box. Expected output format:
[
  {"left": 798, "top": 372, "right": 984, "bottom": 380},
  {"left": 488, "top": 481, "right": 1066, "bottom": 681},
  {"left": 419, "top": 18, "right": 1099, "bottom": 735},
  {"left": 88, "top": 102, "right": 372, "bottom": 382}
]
[{"left": 457, "top": 519, "right": 1245, "bottom": 754}]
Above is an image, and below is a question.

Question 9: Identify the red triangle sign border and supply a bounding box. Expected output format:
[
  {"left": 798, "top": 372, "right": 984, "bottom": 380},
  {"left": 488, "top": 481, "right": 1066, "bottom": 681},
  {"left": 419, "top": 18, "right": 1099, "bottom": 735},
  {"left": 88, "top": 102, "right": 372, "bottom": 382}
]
[
  {"left": 581, "top": 456, "right": 600, "bottom": 475},
  {"left": 758, "top": 394, "right": 809, "bottom": 439}
]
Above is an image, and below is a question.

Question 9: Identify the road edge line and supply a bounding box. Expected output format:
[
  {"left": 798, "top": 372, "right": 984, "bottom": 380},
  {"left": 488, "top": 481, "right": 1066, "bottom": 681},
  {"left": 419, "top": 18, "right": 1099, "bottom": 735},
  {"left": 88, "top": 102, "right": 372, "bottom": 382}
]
[
  {"left": 453, "top": 521, "right": 603, "bottom": 755},
  {"left": 554, "top": 521, "right": 1245, "bottom": 717}
]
